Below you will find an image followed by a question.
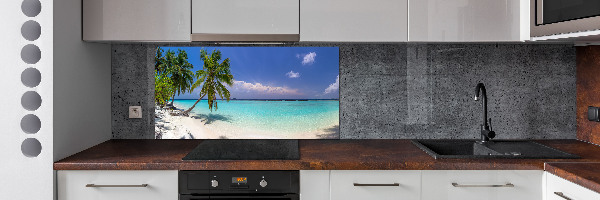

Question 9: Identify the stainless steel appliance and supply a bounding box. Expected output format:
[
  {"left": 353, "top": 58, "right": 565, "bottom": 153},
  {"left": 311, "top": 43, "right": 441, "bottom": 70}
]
[
  {"left": 532, "top": 0, "right": 600, "bottom": 37},
  {"left": 179, "top": 171, "right": 299, "bottom": 200}
]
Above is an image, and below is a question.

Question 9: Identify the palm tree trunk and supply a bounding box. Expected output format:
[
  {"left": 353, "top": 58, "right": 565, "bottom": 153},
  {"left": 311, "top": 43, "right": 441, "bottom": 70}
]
[
  {"left": 183, "top": 94, "right": 206, "bottom": 115},
  {"left": 170, "top": 94, "right": 175, "bottom": 105}
]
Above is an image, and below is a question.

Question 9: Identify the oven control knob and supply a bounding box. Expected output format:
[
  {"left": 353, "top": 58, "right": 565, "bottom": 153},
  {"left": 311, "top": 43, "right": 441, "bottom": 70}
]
[
  {"left": 211, "top": 180, "right": 219, "bottom": 188},
  {"left": 259, "top": 179, "right": 268, "bottom": 188}
]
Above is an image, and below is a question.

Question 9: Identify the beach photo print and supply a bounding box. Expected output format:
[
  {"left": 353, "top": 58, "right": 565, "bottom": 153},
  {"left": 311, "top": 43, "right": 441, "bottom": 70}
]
[{"left": 154, "top": 47, "right": 340, "bottom": 139}]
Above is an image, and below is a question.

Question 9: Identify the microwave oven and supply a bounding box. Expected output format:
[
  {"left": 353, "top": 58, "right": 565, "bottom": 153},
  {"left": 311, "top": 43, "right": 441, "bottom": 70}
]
[{"left": 531, "top": 0, "right": 600, "bottom": 38}]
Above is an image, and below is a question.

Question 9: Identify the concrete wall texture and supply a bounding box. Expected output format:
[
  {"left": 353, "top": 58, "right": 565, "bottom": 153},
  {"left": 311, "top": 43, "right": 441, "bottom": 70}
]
[{"left": 112, "top": 43, "right": 576, "bottom": 139}]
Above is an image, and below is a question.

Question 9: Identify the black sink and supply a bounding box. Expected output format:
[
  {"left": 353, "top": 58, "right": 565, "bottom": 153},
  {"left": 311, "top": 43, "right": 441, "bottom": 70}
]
[{"left": 412, "top": 140, "right": 579, "bottom": 159}]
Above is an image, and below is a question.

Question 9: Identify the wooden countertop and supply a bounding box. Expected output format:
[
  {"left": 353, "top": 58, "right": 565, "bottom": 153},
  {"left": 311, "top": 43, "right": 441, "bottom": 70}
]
[
  {"left": 545, "top": 162, "right": 600, "bottom": 194},
  {"left": 54, "top": 139, "right": 600, "bottom": 171},
  {"left": 54, "top": 139, "right": 600, "bottom": 195}
]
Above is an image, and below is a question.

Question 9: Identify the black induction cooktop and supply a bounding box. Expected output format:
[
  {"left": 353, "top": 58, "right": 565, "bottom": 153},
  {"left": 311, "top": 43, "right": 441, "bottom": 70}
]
[{"left": 182, "top": 140, "right": 300, "bottom": 160}]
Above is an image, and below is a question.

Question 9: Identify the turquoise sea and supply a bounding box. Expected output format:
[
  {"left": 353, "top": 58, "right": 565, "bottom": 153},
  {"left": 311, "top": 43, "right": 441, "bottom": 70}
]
[{"left": 172, "top": 99, "right": 339, "bottom": 136}]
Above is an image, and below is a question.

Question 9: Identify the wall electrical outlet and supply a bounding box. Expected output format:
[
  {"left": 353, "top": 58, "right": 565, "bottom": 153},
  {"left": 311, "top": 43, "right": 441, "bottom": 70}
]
[{"left": 129, "top": 106, "right": 142, "bottom": 119}]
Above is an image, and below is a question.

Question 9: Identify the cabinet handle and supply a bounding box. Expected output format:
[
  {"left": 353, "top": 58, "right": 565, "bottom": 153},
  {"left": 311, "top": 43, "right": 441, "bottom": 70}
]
[
  {"left": 353, "top": 183, "right": 400, "bottom": 186},
  {"left": 451, "top": 183, "right": 514, "bottom": 188},
  {"left": 86, "top": 184, "right": 149, "bottom": 188},
  {"left": 554, "top": 192, "right": 573, "bottom": 200}
]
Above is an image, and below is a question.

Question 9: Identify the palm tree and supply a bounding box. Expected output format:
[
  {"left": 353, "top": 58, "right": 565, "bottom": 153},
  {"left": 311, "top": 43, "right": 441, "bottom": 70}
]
[
  {"left": 155, "top": 47, "right": 175, "bottom": 75},
  {"left": 154, "top": 48, "right": 195, "bottom": 105},
  {"left": 183, "top": 49, "right": 234, "bottom": 115},
  {"left": 155, "top": 47, "right": 166, "bottom": 74},
  {"left": 167, "top": 50, "right": 194, "bottom": 105}
]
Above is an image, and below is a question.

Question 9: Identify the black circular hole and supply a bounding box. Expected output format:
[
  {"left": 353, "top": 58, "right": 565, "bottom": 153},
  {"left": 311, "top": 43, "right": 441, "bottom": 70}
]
[
  {"left": 21, "top": 20, "right": 41, "bottom": 41},
  {"left": 21, "top": 91, "right": 42, "bottom": 111},
  {"left": 21, "top": 44, "right": 41, "bottom": 64},
  {"left": 21, "top": 68, "right": 41, "bottom": 88},
  {"left": 21, "top": 0, "right": 41, "bottom": 17}
]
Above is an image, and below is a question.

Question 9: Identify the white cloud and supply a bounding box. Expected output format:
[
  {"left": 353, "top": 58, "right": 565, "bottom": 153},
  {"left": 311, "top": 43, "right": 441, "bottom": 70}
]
[
  {"left": 324, "top": 75, "right": 339, "bottom": 94},
  {"left": 285, "top": 70, "right": 300, "bottom": 78},
  {"left": 302, "top": 52, "right": 317, "bottom": 65},
  {"left": 232, "top": 80, "right": 302, "bottom": 95}
]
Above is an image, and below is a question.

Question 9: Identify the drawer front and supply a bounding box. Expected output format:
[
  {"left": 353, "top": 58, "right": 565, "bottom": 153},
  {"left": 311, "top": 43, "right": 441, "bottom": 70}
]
[
  {"left": 546, "top": 172, "right": 600, "bottom": 200},
  {"left": 300, "top": 170, "right": 330, "bottom": 200},
  {"left": 422, "top": 170, "right": 542, "bottom": 200},
  {"left": 57, "top": 170, "right": 178, "bottom": 200},
  {"left": 330, "top": 170, "right": 421, "bottom": 200}
]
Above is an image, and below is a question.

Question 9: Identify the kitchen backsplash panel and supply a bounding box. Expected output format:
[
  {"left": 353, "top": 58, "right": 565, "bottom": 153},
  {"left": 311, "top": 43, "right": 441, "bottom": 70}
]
[
  {"left": 112, "top": 43, "right": 576, "bottom": 139},
  {"left": 576, "top": 46, "right": 600, "bottom": 145}
]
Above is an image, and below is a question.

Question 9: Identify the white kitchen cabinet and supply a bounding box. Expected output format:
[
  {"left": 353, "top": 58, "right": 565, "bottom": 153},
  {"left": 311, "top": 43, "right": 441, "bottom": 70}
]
[
  {"left": 300, "top": 0, "right": 408, "bottom": 42},
  {"left": 191, "top": 0, "right": 299, "bottom": 41},
  {"left": 57, "top": 170, "right": 178, "bottom": 200},
  {"left": 422, "top": 170, "right": 543, "bottom": 200},
  {"left": 330, "top": 170, "right": 421, "bottom": 200},
  {"left": 82, "top": 0, "right": 191, "bottom": 41},
  {"left": 409, "top": 0, "right": 529, "bottom": 42},
  {"left": 545, "top": 172, "right": 600, "bottom": 200},
  {"left": 300, "top": 170, "right": 330, "bottom": 200}
]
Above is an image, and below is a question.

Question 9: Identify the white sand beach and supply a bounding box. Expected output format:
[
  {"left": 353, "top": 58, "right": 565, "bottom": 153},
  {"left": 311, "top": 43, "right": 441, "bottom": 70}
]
[{"left": 155, "top": 107, "right": 339, "bottom": 139}]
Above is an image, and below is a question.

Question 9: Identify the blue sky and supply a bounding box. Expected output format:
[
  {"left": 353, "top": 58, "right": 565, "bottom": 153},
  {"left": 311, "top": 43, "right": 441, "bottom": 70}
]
[{"left": 161, "top": 47, "right": 340, "bottom": 99}]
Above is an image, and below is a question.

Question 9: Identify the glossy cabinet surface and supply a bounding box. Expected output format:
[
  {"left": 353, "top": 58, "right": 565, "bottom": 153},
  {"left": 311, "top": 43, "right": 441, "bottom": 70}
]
[
  {"left": 192, "top": 0, "right": 299, "bottom": 34},
  {"left": 545, "top": 172, "right": 600, "bottom": 200},
  {"left": 330, "top": 170, "right": 421, "bottom": 200},
  {"left": 300, "top": 170, "right": 330, "bottom": 200},
  {"left": 409, "top": 0, "right": 529, "bottom": 41},
  {"left": 57, "top": 170, "right": 178, "bottom": 200},
  {"left": 422, "top": 170, "right": 543, "bottom": 200},
  {"left": 300, "top": 0, "right": 408, "bottom": 42},
  {"left": 82, "top": 0, "right": 191, "bottom": 41}
]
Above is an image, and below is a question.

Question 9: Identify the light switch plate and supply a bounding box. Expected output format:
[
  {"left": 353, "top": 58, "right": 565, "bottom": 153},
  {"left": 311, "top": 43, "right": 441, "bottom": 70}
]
[{"left": 129, "top": 106, "right": 142, "bottom": 118}]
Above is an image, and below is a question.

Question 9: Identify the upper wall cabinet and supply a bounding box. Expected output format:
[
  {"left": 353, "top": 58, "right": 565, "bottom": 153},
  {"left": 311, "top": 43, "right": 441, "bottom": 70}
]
[
  {"left": 300, "top": 0, "right": 408, "bottom": 42},
  {"left": 191, "top": 0, "right": 300, "bottom": 42},
  {"left": 83, "top": 0, "right": 191, "bottom": 42},
  {"left": 409, "top": 0, "right": 530, "bottom": 42}
]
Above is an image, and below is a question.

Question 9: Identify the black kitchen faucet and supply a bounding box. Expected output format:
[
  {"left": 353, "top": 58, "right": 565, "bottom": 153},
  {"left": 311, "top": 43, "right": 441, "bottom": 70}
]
[{"left": 474, "top": 83, "right": 495, "bottom": 143}]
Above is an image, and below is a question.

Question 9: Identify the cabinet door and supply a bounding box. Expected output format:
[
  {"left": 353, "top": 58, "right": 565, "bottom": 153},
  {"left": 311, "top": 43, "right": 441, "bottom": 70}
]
[
  {"left": 546, "top": 172, "right": 600, "bottom": 200},
  {"left": 192, "top": 0, "right": 299, "bottom": 36},
  {"left": 422, "top": 170, "right": 542, "bottom": 200},
  {"left": 300, "top": 0, "right": 408, "bottom": 42},
  {"left": 330, "top": 170, "right": 420, "bottom": 200},
  {"left": 57, "top": 170, "right": 178, "bottom": 200},
  {"left": 409, "top": 0, "right": 529, "bottom": 42},
  {"left": 300, "top": 171, "right": 330, "bottom": 200},
  {"left": 83, "top": 0, "right": 191, "bottom": 41}
]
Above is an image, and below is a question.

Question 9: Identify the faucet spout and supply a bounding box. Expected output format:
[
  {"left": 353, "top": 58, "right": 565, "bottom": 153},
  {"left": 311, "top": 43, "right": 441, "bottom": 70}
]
[
  {"left": 474, "top": 83, "right": 487, "bottom": 129},
  {"left": 474, "top": 83, "right": 495, "bottom": 142}
]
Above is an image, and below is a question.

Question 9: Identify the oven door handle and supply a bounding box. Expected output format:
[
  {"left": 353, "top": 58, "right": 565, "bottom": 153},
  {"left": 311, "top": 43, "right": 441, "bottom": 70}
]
[
  {"left": 180, "top": 195, "right": 298, "bottom": 200},
  {"left": 210, "top": 196, "right": 296, "bottom": 199}
]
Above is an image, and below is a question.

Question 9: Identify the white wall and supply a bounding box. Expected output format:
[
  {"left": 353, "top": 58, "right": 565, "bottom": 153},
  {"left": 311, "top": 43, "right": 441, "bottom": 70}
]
[
  {"left": 0, "top": 0, "right": 54, "bottom": 199},
  {"left": 53, "top": 0, "right": 112, "bottom": 162},
  {"left": 0, "top": 0, "right": 111, "bottom": 199}
]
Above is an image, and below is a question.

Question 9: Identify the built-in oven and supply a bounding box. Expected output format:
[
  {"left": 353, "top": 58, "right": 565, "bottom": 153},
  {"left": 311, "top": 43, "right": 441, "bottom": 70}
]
[
  {"left": 532, "top": 0, "right": 600, "bottom": 37},
  {"left": 179, "top": 171, "right": 299, "bottom": 200}
]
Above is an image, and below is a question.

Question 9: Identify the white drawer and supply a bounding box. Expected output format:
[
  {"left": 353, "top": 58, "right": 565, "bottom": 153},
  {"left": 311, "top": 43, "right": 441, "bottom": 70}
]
[
  {"left": 330, "top": 170, "right": 421, "bottom": 200},
  {"left": 545, "top": 172, "right": 600, "bottom": 200},
  {"left": 57, "top": 170, "right": 178, "bottom": 200},
  {"left": 422, "top": 170, "right": 543, "bottom": 200}
]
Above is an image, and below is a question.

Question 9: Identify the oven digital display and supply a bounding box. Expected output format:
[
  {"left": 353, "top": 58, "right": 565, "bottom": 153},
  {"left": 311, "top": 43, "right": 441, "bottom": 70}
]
[{"left": 232, "top": 177, "right": 247, "bottom": 184}]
